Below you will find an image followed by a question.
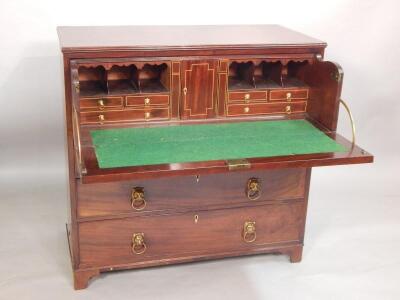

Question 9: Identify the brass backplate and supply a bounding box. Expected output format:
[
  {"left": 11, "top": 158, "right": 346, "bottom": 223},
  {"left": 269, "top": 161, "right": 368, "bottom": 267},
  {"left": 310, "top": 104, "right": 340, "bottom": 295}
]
[{"left": 226, "top": 159, "right": 251, "bottom": 171}]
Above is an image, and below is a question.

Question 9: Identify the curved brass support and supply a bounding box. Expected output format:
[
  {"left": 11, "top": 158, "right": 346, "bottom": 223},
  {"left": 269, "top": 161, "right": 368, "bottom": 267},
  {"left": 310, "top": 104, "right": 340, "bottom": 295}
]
[
  {"left": 72, "top": 107, "right": 84, "bottom": 176},
  {"left": 340, "top": 99, "right": 356, "bottom": 145}
]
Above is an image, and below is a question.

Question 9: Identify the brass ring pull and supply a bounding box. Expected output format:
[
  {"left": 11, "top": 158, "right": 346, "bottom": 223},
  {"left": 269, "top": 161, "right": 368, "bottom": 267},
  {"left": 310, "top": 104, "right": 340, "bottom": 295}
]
[
  {"left": 340, "top": 99, "right": 356, "bottom": 145},
  {"left": 98, "top": 99, "right": 105, "bottom": 110},
  {"left": 131, "top": 187, "right": 146, "bottom": 211},
  {"left": 132, "top": 233, "right": 146, "bottom": 255},
  {"left": 246, "top": 178, "right": 261, "bottom": 201},
  {"left": 242, "top": 221, "right": 256, "bottom": 243}
]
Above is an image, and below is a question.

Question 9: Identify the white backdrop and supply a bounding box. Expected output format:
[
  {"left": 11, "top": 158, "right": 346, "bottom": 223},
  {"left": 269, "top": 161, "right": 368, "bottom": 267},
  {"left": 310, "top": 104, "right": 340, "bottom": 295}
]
[{"left": 0, "top": 0, "right": 399, "bottom": 299}]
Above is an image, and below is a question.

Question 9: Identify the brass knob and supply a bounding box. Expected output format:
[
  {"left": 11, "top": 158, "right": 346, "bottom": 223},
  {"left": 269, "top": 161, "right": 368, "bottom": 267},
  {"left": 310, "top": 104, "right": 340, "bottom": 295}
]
[
  {"left": 144, "top": 98, "right": 150, "bottom": 105},
  {"left": 242, "top": 221, "right": 256, "bottom": 243},
  {"left": 244, "top": 107, "right": 250, "bottom": 113},
  {"left": 98, "top": 99, "right": 105, "bottom": 109},
  {"left": 132, "top": 233, "right": 146, "bottom": 255},
  {"left": 98, "top": 114, "right": 105, "bottom": 123},
  {"left": 145, "top": 112, "right": 151, "bottom": 119},
  {"left": 131, "top": 187, "right": 146, "bottom": 211},
  {"left": 285, "top": 105, "right": 291, "bottom": 114},
  {"left": 244, "top": 93, "right": 250, "bottom": 100},
  {"left": 286, "top": 92, "right": 292, "bottom": 101},
  {"left": 246, "top": 178, "right": 261, "bottom": 201}
]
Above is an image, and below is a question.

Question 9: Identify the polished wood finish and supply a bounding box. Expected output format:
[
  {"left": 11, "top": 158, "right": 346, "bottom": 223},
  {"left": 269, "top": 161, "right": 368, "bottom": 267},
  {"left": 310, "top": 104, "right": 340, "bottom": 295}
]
[
  {"left": 126, "top": 94, "right": 169, "bottom": 107},
  {"left": 57, "top": 25, "right": 326, "bottom": 53},
  {"left": 80, "top": 108, "right": 170, "bottom": 125},
  {"left": 180, "top": 60, "right": 218, "bottom": 119},
  {"left": 77, "top": 168, "right": 307, "bottom": 218},
  {"left": 270, "top": 89, "right": 308, "bottom": 101},
  {"left": 226, "top": 102, "right": 307, "bottom": 117},
  {"left": 79, "top": 201, "right": 304, "bottom": 268},
  {"left": 80, "top": 96, "right": 123, "bottom": 111},
  {"left": 58, "top": 25, "right": 373, "bottom": 289},
  {"left": 228, "top": 91, "right": 268, "bottom": 102}
]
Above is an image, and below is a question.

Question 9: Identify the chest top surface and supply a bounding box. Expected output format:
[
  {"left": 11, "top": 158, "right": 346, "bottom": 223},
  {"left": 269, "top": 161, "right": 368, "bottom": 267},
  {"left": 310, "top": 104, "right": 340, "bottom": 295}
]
[{"left": 57, "top": 25, "right": 326, "bottom": 52}]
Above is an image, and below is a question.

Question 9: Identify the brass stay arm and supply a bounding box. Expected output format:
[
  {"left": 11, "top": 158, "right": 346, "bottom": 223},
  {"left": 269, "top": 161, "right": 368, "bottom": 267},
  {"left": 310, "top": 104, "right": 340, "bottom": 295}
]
[{"left": 339, "top": 99, "right": 356, "bottom": 146}]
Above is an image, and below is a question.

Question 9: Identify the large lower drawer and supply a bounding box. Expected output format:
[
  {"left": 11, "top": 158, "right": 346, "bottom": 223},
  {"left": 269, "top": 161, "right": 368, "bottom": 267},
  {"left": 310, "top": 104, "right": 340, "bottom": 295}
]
[
  {"left": 77, "top": 168, "right": 307, "bottom": 218},
  {"left": 78, "top": 201, "right": 305, "bottom": 268}
]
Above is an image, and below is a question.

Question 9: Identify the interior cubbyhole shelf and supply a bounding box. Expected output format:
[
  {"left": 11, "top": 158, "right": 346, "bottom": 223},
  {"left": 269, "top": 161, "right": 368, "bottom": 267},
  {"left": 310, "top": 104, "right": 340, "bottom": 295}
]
[
  {"left": 78, "top": 63, "right": 170, "bottom": 97},
  {"left": 228, "top": 60, "right": 309, "bottom": 91},
  {"left": 78, "top": 66, "right": 108, "bottom": 97}
]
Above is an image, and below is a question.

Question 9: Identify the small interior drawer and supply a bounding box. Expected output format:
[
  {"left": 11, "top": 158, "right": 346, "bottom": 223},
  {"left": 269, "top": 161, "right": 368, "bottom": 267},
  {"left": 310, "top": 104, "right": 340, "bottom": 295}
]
[
  {"left": 126, "top": 95, "right": 169, "bottom": 107},
  {"left": 80, "top": 97, "right": 123, "bottom": 111},
  {"left": 227, "top": 102, "right": 307, "bottom": 117},
  {"left": 228, "top": 91, "right": 267, "bottom": 102},
  {"left": 269, "top": 89, "right": 309, "bottom": 101},
  {"left": 80, "top": 108, "right": 170, "bottom": 124}
]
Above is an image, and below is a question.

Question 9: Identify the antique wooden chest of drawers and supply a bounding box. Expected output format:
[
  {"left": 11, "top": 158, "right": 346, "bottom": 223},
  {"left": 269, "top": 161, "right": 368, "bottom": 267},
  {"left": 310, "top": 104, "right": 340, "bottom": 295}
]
[{"left": 57, "top": 25, "right": 373, "bottom": 289}]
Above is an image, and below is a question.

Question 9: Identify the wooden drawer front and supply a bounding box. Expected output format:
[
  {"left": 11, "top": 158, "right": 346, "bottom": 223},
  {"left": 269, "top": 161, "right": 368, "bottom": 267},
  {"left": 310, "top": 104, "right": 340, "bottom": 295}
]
[
  {"left": 77, "top": 168, "right": 306, "bottom": 218},
  {"left": 79, "top": 202, "right": 304, "bottom": 268},
  {"left": 80, "top": 97, "right": 123, "bottom": 111},
  {"left": 227, "top": 102, "right": 307, "bottom": 116},
  {"left": 228, "top": 91, "right": 267, "bottom": 102},
  {"left": 126, "top": 95, "right": 169, "bottom": 107},
  {"left": 80, "top": 108, "right": 170, "bottom": 124},
  {"left": 270, "top": 89, "right": 309, "bottom": 101}
]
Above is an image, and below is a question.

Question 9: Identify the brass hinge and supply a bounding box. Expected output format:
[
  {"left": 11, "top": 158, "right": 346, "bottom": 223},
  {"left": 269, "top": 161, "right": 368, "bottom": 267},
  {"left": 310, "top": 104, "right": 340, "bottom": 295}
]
[
  {"left": 331, "top": 70, "right": 343, "bottom": 82},
  {"left": 74, "top": 81, "right": 80, "bottom": 93},
  {"left": 226, "top": 159, "right": 251, "bottom": 171}
]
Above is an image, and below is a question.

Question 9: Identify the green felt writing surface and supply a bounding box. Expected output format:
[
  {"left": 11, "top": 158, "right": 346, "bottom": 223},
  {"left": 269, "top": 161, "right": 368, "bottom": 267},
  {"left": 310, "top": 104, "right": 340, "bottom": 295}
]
[{"left": 90, "top": 120, "right": 347, "bottom": 169}]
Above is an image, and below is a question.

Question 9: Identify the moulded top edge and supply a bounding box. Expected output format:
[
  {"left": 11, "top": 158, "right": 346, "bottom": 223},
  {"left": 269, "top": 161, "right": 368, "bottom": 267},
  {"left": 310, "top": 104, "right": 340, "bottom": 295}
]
[{"left": 57, "top": 25, "right": 327, "bottom": 52}]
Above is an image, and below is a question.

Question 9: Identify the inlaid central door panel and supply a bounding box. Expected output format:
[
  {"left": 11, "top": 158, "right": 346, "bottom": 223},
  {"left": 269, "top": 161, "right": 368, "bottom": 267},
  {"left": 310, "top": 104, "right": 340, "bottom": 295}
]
[{"left": 180, "top": 60, "right": 218, "bottom": 119}]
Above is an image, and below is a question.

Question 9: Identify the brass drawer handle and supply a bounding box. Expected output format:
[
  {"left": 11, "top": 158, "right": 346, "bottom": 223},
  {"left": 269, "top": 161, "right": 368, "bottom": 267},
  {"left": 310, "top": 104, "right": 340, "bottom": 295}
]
[
  {"left": 246, "top": 178, "right": 261, "bottom": 201},
  {"left": 98, "top": 99, "right": 105, "bottom": 109},
  {"left": 244, "top": 106, "right": 250, "bottom": 113},
  {"left": 145, "top": 112, "right": 151, "bottom": 119},
  {"left": 144, "top": 97, "right": 150, "bottom": 105},
  {"left": 244, "top": 93, "right": 250, "bottom": 100},
  {"left": 98, "top": 114, "right": 105, "bottom": 123},
  {"left": 132, "top": 233, "right": 146, "bottom": 255},
  {"left": 285, "top": 105, "right": 291, "bottom": 114},
  {"left": 243, "top": 221, "right": 256, "bottom": 243},
  {"left": 131, "top": 187, "right": 146, "bottom": 211},
  {"left": 286, "top": 92, "right": 292, "bottom": 101}
]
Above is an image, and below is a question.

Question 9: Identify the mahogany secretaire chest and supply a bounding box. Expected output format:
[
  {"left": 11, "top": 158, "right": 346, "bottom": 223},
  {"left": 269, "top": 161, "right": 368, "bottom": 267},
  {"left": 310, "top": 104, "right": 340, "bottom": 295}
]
[{"left": 57, "top": 25, "right": 373, "bottom": 289}]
